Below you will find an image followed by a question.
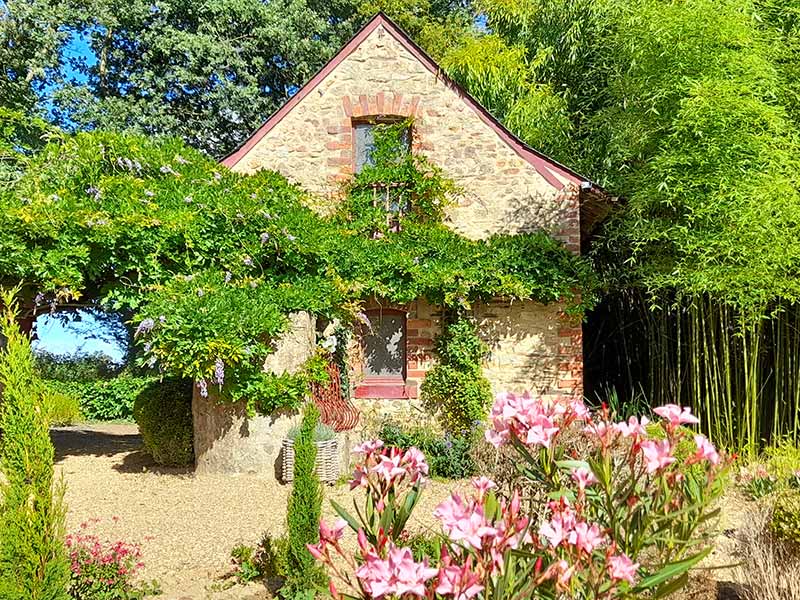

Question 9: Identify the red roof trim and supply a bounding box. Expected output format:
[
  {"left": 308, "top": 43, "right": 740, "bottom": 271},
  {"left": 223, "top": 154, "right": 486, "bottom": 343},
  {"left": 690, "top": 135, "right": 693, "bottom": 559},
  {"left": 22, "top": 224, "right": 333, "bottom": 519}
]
[{"left": 221, "top": 13, "right": 585, "bottom": 188}]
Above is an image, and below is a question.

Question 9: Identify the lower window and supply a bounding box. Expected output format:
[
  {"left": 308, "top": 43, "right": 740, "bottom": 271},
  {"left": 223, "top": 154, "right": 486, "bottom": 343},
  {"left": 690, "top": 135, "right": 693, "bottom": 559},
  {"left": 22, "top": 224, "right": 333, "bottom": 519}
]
[{"left": 356, "top": 308, "right": 410, "bottom": 399}]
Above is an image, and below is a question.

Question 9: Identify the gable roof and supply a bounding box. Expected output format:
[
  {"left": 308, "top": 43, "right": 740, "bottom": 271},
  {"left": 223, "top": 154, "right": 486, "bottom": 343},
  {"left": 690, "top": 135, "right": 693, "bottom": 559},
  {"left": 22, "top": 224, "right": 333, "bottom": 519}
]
[{"left": 223, "top": 15, "right": 575, "bottom": 184}]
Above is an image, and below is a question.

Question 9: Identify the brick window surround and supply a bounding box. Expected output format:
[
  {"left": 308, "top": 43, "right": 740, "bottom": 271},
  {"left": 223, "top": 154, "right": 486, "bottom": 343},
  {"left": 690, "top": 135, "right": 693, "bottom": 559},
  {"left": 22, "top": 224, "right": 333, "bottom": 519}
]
[{"left": 355, "top": 308, "right": 416, "bottom": 399}]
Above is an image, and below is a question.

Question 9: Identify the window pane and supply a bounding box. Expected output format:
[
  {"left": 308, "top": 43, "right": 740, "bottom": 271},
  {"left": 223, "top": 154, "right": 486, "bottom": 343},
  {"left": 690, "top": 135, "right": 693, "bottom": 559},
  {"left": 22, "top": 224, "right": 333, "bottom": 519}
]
[
  {"left": 364, "top": 311, "right": 406, "bottom": 379},
  {"left": 354, "top": 123, "right": 376, "bottom": 174},
  {"left": 353, "top": 122, "right": 411, "bottom": 174}
]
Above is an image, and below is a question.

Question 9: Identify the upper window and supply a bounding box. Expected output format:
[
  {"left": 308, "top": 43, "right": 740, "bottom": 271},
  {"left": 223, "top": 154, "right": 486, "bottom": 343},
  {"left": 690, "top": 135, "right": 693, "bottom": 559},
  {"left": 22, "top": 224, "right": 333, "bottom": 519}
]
[{"left": 353, "top": 119, "right": 411, "bottom": 174}]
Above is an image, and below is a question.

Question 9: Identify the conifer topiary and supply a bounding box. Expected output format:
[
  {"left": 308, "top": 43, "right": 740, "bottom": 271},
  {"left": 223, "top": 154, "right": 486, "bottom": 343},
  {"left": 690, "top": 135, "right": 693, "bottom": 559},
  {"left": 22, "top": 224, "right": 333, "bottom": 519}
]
[
  {"left": 0, "top": 289, "right": 71, "bottom": 599},
  {"left": 283, "top": 402, "right": 325, "bottom": 597}
]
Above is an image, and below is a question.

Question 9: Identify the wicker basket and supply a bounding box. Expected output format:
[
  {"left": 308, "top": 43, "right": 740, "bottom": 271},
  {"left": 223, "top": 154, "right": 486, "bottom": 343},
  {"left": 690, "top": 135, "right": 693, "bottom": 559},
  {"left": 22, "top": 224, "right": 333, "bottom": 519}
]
[{"left": 281, "top": 437, "right": 339, "bottom": 484}]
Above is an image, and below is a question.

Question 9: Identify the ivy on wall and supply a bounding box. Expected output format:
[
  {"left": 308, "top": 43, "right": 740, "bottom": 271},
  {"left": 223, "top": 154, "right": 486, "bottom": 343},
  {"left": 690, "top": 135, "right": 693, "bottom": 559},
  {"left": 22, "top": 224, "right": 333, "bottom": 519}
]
[{"left": 1, "top": 121, "right": 595, "bottom": 414}]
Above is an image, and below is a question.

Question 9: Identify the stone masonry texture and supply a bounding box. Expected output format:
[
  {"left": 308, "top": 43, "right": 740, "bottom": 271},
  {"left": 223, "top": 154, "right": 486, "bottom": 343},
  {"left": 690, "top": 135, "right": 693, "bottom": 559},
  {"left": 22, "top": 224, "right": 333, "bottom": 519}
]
[{"left": 230, "top": 23, "right": 583, "bottom": 403}]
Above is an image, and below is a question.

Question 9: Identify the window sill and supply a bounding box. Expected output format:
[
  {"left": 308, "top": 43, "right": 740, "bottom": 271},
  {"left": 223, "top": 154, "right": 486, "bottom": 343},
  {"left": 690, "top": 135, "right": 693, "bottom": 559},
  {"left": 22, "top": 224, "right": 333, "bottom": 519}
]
[{"left": 355, "top": 381, "right": 418, "bottom": 400}]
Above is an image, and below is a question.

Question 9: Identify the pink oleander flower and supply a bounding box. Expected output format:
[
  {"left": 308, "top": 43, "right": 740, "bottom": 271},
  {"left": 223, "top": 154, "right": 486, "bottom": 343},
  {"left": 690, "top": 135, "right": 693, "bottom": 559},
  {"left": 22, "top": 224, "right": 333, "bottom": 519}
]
[
  {"left": 609, "top": 553, "right": 639, "bottom": 584},
  {"left": 640, "top": 439, "right": 677, "bottom": 473},
  {"left": 539, "top": 515, "right": 571, "bottom": 548},
  {"left": 320, "top": 519, "right": 347, "bottom": 544},
  {"left": 526, "top": 414, "right": 560, "bottom": 448},
  {"left": 436, "top": 561, "right": 484, "bottom": 600},
  {"left": 539, "top": 501, "right": 577, "bottom": 548},
  {"left": 614, "top": 415, "right": 650, "bottom": 438},
  {"left": 567, "top": 522, "right": 605, "bottom": 554},
  {"left": 434, "top": 494, "right": 497, "bottom": 550},
  {"left": 372, "top": 451, "right": 407, "bottom": 483},
  {"left": 654, "top": 404, "right": 700, "bottom": 428},
  {"left": 693, "top": 435, "right": 720, "bottom": 465},
  {"left": 583, "top": 420, "right": 618, "bottom": 447},
  {"left": 350, "top": 464, "right": 369, "bottom": 490},
  {"left": 545, "top": 559, "right": 575, "bottom": 589},
  {"left": 353, "top": 439, "right": 384, "bottom": 456},
  {"left": 570, "top": 398, "right": 591, "bottom": 420},
  {"left": 356, "top": 545, "right": 438, "bottom": 598},
  {"left": 472, "top": 476, "right": 497, "bottom": 499},
  {"left": 485, "top": 391, "right": 571, "bottom": 449},
  {"left": 402, "top": 447, "right": 429, "bottom": 483},
  {"left": 571, "top": 466, "right": 599, "bottom": 490}
]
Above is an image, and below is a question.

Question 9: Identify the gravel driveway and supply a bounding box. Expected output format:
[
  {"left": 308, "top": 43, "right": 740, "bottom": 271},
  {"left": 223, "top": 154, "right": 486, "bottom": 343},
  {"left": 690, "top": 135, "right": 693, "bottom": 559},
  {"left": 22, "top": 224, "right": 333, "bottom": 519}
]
[{"left": 52, "top": 423, "right": 462, "bottom": 600}]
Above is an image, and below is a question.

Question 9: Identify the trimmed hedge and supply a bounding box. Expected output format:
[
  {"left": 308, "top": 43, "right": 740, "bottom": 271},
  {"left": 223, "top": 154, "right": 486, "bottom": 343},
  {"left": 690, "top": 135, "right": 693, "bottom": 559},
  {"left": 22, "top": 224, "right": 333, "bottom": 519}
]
[{"left": 133, "top": 378, "right": 194, "bottom": 466}]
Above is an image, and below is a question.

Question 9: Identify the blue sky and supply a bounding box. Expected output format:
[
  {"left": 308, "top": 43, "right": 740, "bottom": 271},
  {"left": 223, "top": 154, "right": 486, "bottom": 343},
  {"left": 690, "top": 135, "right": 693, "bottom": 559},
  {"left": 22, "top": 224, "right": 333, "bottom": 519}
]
[{"left": 33, "top": 313, "right": 126, "bottom": 362}]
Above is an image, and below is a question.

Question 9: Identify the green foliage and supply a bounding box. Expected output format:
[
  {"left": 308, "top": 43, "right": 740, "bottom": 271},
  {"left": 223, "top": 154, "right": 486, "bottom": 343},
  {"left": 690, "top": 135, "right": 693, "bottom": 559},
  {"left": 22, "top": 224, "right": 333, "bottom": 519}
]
[
  {"left": 0, "top": 3, "right": 73, "bottom": 112},
  {"left": 379, "top": 422, "right": 477, "bottom": 479},
  {"left": 0, "top": 109, "right": 59, "bottom": 184},
  {"left": 287, "top": 421, "right": 336, "bottom": 442},
  {"left": 421, "top": 319, "right": 492, "bottom": 433},
  {"left": 770, "top": 490, "right": 800, "bottom": 545},
  {"left": 49, "top": 374, "right": 154, "bottom": 421},
  {"left": 339, "top": 120, "right": 454, "bottom": 234},
  {"left": 0, "top": 289, "right": 71, "bottom": 599},
  {"left": 42, "top": 387, "right": 82, "bottom": 426},
  {"left": 401, "top": 532, "right": 442, "bottom": 565},
  {"left": 764, "top": 437, "right": 800, "bottom": 480},
  {"left": 0, "top": 130, "right": 591, "bottom": 415},
  {"left": 35, "top": 351, "right": 122, "bottom": 383},
  {"left": 35, "top": 1, "right": 472, "bottom": 158},
  {"left": 284, "top": 403, "right": 325, "bottom": 596},
  {"left": 132, "top": 377, "right": 194, "bottom": 466},
  {"left": 230, "top": 544, "right": 262, "bottom": 584}
]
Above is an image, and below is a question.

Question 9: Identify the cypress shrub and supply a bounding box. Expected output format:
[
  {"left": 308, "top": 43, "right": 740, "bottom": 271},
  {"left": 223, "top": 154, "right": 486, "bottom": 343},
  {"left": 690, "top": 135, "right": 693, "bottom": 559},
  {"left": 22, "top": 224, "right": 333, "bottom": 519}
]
[
  {"left": 0, "top": 291, "right": 71, "bottom": 599},
  {"left": 283, "top": 402, "right": 324, "bottom": 596}
]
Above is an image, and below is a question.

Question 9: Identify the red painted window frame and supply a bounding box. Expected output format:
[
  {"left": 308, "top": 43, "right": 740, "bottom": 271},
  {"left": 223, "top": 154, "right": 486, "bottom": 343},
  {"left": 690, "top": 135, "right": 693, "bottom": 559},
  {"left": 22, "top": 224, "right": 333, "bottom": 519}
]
[{"left": 355, "top": 308, "right": 412, "bottom": 399}]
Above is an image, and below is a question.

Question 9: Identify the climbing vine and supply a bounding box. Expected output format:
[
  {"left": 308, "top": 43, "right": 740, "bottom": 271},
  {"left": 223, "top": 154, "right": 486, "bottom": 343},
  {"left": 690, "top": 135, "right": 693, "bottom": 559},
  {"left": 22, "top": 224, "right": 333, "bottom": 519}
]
[
  {"left": 421, "top": 317, "right": 493, "bottom": 434},
  {"left": 0, "top": 122, "right": 595, "bottom": 414}
]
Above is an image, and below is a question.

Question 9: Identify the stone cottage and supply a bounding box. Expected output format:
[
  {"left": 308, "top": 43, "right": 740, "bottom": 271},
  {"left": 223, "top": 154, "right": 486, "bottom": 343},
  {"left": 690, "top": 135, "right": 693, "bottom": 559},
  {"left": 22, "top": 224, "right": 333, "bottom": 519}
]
[{"left": 209, "top": 13, "right": 609, "bottom": 465}]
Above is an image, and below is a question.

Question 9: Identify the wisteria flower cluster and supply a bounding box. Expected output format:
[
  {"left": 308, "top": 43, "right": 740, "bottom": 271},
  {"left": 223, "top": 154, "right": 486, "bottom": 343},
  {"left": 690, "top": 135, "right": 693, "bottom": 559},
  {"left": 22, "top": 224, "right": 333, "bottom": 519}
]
[
  {"left": 66, "top": 519, "right": 146, "bottom": 600},
  {"left": 311, "top": 393, "right": 729, "bottom": 599}
]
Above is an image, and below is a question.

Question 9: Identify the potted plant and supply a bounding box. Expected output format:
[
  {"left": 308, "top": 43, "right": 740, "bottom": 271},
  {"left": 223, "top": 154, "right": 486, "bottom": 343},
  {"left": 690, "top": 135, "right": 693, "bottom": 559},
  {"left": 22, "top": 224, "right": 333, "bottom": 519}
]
[{"left": 281, "top": 421, "right": 339, "bottom": 484}]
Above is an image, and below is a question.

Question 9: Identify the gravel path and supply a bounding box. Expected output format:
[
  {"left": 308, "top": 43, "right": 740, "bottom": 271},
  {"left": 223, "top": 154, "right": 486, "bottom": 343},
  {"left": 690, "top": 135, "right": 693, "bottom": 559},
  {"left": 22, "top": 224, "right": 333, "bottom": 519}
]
[{"left": 53, "top": 423, "right": 463, "bottom": 600}]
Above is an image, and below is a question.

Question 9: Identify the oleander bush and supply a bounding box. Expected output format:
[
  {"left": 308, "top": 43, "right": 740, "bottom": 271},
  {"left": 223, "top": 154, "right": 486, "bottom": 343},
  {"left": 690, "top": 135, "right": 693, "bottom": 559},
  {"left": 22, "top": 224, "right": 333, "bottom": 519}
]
[
  {"left": 132, "top": 377, "right": 194, "bottom": 466},
  {"left": 313, "top": 393, "right": 729, "bottom": 599}
]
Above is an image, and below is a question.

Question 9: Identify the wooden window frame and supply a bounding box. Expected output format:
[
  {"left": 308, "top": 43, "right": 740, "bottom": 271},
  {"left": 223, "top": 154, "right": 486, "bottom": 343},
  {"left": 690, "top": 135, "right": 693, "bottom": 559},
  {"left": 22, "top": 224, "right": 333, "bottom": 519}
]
[{"left": 355, "top": 308, "right": 413, "bottom": 399}]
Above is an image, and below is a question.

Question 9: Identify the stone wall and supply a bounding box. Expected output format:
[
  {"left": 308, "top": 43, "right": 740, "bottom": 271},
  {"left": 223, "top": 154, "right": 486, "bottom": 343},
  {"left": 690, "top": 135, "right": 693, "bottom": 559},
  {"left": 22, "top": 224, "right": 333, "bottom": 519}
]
[
  {"left": 193, "top": 312, "right": 320, "bottom": 475},
  {"left": 228, "top": 21, "right": 584, "bottom": 409},
  {"left": 229, "top": 23, "right": 581, "bottom": 253},
  {"left": 474, "top": 299, "right": 583, "bottom": 399}
]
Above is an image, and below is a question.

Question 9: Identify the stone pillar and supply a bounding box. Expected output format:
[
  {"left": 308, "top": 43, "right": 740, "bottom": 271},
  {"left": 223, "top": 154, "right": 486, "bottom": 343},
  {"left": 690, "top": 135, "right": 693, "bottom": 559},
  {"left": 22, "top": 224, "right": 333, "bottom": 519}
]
[{"left": 192, "top": 312, "right": 316, "bottom": 475}]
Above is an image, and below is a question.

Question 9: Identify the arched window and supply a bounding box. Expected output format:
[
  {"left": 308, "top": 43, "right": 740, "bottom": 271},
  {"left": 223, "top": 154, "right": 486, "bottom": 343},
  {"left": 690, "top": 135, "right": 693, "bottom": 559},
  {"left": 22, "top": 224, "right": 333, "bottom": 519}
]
[{"left": 353, "top": 117, "right": 411, "bottom": 173}]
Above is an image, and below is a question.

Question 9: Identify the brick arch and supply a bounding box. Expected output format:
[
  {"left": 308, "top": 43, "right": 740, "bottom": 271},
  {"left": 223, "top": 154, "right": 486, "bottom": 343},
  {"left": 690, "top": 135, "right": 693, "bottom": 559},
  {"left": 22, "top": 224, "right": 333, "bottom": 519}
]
[
  {"left": 325, "top": 93, "right": 427, "bottom": 183},
  {"left": 342, "top": 93, "right": 421, "bottom": 120}
]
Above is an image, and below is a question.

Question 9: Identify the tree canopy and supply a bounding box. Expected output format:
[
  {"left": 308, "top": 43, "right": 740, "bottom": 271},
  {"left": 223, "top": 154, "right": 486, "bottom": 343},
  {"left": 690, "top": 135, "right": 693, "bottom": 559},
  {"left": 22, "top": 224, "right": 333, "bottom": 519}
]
[{"left": 2, "top": 0, "right": 473, "bottom": 158}]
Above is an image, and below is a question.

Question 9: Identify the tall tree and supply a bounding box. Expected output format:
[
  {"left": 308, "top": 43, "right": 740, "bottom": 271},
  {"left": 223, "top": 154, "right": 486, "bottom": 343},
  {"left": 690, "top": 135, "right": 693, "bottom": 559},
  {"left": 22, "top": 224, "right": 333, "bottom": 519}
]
[
  {"left": 44, "top": 0, "right": 473, "bottom": 158},
  {"left": 0, "top": 0, "right": 74, "bottom": 112}
]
